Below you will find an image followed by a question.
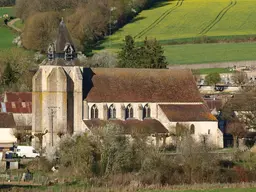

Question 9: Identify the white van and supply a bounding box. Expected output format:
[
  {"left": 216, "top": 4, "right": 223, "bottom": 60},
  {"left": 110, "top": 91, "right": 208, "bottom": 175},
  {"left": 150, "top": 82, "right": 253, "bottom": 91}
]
[{"left": 16, "top": 146, "right": 40, "bottom": 158}]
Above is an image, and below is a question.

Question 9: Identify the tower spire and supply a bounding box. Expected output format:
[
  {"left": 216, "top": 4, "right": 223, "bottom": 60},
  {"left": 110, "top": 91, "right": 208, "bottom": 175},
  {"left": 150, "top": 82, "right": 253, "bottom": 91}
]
[{"left": 47, "top": 18, "right": 77, "bottom": 62}]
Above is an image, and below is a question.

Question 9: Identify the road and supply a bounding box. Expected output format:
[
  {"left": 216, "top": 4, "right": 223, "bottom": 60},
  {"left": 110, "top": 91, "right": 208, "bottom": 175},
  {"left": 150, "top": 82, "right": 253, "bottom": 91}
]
[{"left": 168, "top": 60, "right": 256, "bottom": 69}]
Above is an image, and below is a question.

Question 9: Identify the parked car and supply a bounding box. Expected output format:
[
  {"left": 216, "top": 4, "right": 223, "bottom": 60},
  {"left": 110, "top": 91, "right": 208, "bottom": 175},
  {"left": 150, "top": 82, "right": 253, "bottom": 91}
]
[{"left": 16, "top": 146, "right": 40, "bottom": 158}]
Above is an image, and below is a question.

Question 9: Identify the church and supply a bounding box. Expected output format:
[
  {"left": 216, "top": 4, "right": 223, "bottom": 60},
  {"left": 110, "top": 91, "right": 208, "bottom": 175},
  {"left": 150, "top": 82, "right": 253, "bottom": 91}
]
[{"left": 32, "top": 20, "right": 223, "bottom": 151}]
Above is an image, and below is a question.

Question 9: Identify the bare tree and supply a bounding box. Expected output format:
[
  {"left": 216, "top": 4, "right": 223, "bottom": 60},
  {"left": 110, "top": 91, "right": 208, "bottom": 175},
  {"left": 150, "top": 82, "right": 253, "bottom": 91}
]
[
  {"left": 22, "top": 12, "right": 61, "bottom": 51},
  {"left": 171, "top": 123, "right": 190, "bottom": 152},
  {"left": 232, "top": 71, "right": 248, "bottom": 85},
  {"left": 12, "top": 128, "right": 31, "bottom": 145},
  {"left": 34, "top": 131, "right": 48, "bottom": 156},
  {"left": 226, "top": 120, "right": 246, "bottom": 148}
]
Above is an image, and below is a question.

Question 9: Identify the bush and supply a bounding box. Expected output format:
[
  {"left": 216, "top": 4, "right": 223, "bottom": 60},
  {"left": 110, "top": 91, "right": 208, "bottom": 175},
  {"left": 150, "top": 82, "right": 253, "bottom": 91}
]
[
  {"left": 50, "top": 124, "right": 256, "bottom": 187},
  {"left": 57, "top": 134, "right": 101, "bottom": 179},
  {"left": 88, "top": 51, "right": 117, "bottom": 68}
]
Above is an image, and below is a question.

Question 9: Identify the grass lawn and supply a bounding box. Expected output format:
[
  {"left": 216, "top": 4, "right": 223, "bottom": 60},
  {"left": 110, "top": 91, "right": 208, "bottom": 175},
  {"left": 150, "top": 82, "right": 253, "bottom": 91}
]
[
  {"left": 197, "top": 68, "right": 233, "bottom": 74},
  {"left": 13, "top": 19, "right": 24, "bottom": 30},
  {"left": 164, "top": 42, "right": 256, "bottom": 65},
  {"left": 105, "top": 42, "right": 256, "bottom": 65},
  {"left": 0, "top": 25, "right": 15, "bottom": 49},
  {"left": 0, "top": 7, "right": 13, "bottom": 16},
  {"left": 0, "top": 7, "right": 16, "bottom": 49},
  {"left": 104, "top": 0, "right": 256, "bottom": 46}
]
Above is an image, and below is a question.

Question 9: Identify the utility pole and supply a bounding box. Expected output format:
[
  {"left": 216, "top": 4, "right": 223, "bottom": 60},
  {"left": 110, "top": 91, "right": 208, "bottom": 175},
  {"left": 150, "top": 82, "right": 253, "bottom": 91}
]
[{"left": 48, "top": 107, "right": 58, "bottom": 146}]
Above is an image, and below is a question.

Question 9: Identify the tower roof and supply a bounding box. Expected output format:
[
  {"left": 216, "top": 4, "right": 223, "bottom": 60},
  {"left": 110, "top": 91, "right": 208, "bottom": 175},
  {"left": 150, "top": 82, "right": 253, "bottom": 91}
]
[
  {"left": 46, "top": 18, "right": 77, "bottom": 63},
  {"left": 55, "top": 19, "right": 75, "bottom": 53}
]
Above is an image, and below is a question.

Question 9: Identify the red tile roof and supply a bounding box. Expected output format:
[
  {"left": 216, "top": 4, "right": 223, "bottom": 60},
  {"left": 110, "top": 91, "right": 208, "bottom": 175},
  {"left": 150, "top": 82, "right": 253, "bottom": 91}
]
[
  {"left": 0, "top": 113, "right": 16, "bottom": 128},
  {"left": 4, "top": 92, "right": 32, "bottom": 102},
  {"left": 84, "top": 119, "right": 168, "bottom": 135},
  {"left": 0, "top": 94, "right": 3, "bottom": 102},
  {"left": 84, "top": 68, "right": 203, "bottom": 102},
  {"left": 159, "top": 104, "right": 217, "bottom": 122},
  {"left": 1, "top": 102, "right": 32, "bottom": 113}
]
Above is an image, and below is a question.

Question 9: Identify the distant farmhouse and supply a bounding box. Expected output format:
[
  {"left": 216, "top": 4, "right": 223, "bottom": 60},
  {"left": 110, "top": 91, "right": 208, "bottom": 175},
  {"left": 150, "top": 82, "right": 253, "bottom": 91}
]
[
  {"left": 0, "top": 92, "right": 32, "bottom": 149},
  {"left": 31, "top": 20, "right": 223, "bottom": 151}
]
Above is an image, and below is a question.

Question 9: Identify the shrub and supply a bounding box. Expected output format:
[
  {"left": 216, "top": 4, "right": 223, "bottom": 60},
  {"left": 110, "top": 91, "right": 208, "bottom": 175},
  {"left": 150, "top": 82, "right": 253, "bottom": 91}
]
[{"left": 57, "top": 134, "right": 101, "bottom": 179}]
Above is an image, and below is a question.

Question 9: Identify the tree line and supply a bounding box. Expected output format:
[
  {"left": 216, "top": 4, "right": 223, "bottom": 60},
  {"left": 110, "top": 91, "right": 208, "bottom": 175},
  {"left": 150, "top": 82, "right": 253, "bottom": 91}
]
[
  {"left": 15, "top": 0, "right": 160, "bottom": 53},
  {"left": 0, "top": 0, "right": 15, "bottom": 7}
]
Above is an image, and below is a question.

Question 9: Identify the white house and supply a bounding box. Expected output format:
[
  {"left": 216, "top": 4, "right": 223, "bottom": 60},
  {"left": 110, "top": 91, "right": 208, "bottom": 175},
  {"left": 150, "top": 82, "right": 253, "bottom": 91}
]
[{"left": 0, "top": 113, "right": 17, "bottom": 149}]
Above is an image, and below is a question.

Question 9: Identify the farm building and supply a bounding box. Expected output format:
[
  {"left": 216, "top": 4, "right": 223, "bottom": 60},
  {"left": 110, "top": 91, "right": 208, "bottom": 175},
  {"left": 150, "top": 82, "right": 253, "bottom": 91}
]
[{"left": 0, "top": 92, "right": 32, "bottom": 130}]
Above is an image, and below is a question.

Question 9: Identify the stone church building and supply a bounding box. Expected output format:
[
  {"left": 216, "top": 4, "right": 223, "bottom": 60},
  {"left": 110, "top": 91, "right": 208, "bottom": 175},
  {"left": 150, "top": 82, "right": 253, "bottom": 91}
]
[{"left": 32, "top": 20, "right": 223, "bottom": 150}]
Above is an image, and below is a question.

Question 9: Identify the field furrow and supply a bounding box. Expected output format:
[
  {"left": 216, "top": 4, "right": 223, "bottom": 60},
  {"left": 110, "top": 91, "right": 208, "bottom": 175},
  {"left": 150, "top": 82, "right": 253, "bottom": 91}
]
[{"left": 105, "top": 0, "right": 256, "bottom": 45}]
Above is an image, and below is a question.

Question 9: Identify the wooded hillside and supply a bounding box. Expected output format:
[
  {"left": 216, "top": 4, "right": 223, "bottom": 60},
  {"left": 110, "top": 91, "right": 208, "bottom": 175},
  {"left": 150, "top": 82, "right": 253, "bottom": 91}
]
[{"left": 15, "top": 0, "right": 159, "bottom": 52}]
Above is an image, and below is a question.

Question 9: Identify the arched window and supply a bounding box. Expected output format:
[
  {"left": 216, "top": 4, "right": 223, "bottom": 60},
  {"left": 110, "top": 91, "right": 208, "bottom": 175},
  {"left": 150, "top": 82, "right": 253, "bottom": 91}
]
[
  {"left": 108, "top": 104, "right": 116, "bottom": 119},
  {"left": 125, "top": 104, "right": 133, "bottom": 119},
  {"left": 91, "top": 104, "right": 98, "bottom": 119},
  {"left": 190, "top": 124, "right": 195, "bottom": 134},
  {"left": 143, "top": 104, "right": 151, "bottom": 118}
]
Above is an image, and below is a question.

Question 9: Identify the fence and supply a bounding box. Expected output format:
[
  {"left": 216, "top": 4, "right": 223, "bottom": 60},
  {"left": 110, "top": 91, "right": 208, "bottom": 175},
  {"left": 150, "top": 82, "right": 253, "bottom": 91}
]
[{"left": 0, "top": 170, "right": 49, "bottom": 186}]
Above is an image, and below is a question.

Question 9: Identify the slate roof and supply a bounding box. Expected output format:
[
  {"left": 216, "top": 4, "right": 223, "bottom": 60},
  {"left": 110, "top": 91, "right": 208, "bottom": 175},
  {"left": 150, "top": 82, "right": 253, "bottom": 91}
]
[
  {"left": 84, "top": 68, "right": 203, "bottom": 102},
  {"left": 84, "top": 119, "right": 168, "bottom": 135},
  {"left": 55, "top": 20, "right": 75, "bottom": 53},
  {"left": 4, "top": 92, "right": 32, "bottom": 102},
  {"left": 159, "top": 104, "right": 217, "bottom": 122},
  {"left": 0, "top": 113, "right": 16, "bottom": 128}
]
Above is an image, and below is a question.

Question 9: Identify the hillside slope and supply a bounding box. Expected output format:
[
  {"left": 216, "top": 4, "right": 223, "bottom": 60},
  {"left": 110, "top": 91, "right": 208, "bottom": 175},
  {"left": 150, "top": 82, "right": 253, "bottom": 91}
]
[
  {"left": 104, "top": 0, "right": 256, "bottom": 46},
  {"left": 0, "top": 7, "right": 15, "bottom": 49}
]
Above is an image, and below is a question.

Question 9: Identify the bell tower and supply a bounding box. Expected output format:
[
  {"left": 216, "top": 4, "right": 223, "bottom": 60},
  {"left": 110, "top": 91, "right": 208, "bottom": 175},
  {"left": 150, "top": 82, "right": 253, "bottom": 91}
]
[{"left": 32, "top": 19, "right": 84, "bottom": 152}]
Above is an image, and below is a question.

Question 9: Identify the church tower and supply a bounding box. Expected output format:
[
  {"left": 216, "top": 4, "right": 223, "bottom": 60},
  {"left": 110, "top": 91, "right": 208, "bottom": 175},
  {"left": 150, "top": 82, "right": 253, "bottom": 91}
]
[{"left": 32, "top": 19, "right": 84, "bottom": 150}]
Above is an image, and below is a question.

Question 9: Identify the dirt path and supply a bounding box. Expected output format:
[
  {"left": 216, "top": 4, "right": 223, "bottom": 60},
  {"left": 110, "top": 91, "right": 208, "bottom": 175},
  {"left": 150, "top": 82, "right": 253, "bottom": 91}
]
[{"left": 7, "top": 18, "right": 22, "bottom": 32}]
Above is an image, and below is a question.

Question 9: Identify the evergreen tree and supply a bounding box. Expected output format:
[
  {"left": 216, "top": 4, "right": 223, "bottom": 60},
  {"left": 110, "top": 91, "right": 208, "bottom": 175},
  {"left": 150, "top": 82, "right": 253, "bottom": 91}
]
[
  {"left": 118, "top": 36, "right": 167, "bottom": 68},
  {"left": 2, "top": 63, "right": 19, "bottom": 87},
  {"left": 139, "top": 38, "right": 167, "bottom": 68},
  {"left": 117, "top": 35, "right": 136, "bottom": 68}
]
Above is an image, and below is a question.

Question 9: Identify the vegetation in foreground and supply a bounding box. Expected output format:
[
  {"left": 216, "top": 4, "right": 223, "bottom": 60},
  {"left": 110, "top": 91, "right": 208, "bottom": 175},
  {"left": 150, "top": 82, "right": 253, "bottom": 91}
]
[
  {"left": 2, "top": 123, "right": 256, "bottom": 192},
  {"left": 2, "top": 183, "right": 256, "bottom": 192}
]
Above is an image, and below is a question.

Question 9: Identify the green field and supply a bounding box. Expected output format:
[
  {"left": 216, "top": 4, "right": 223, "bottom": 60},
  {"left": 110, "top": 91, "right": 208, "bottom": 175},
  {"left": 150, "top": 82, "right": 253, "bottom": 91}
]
[
  {"left": 197, "top": 68, "right": 233, "bottom": 74},
  {"left": 0, "top": 7, "right": 13, "bottom": 16},
  {"left": 164, "top": 42, "right": 256, "bottom": 64},
  {"left": 100, "top": 0, "right": 256, "bottom": 65},
  {"left": 0, "top": 7, "right": 16, "bottom": 49},
  {"left": 106, "top": 42, "right": 256, "bottom": 65},
  {"left": 105, "top": 0, "right": 256, "bottom": 45}
]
